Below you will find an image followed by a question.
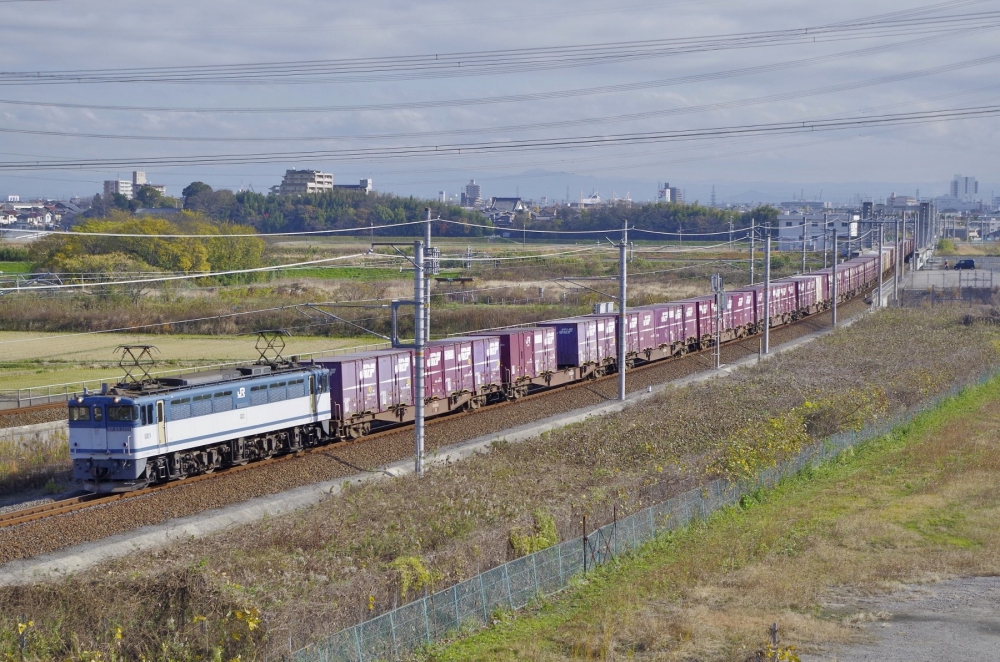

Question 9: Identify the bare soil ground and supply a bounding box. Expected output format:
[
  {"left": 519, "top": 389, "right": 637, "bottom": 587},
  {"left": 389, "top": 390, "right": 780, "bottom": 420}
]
[{"left": 804, "top": 577, "right": 1000, "bottom": 661}]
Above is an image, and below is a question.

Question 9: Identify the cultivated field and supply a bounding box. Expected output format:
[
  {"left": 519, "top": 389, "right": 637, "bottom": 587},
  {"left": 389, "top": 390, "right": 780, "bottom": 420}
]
[
  {"left": 1, "top": 306, "right": 996, "bottom": 661},
  {"left": 0, "top": 332, "right": 371, "bottom": 390}
]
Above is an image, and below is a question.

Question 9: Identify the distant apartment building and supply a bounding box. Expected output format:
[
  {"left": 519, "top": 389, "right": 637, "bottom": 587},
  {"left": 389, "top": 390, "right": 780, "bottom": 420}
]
[
  {"left": 950, "top": 174, "right": 979, "bottom": 202},
  {"left": 278, "top": 169, "right": 334, "bottom": 195},
  {"left": 776, "top": 213, "right": 859, "bottom": 252},
  {"left": 104, "top": 179, "right": 133, "bottom": 199},
  {"left": 333, "top": 178, "right": 373, "bottom": 193},
  {"left": 103, "top": 171, "right": 166, "bottom": 199},
  {"left": 461, "top": 180, "right": 482, "bottom": 207}
]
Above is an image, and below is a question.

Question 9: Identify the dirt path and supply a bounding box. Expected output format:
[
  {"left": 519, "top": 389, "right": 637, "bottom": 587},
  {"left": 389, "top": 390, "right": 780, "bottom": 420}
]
[{"left": 805, "top": 578, "right": 1000, "bottom": 661}]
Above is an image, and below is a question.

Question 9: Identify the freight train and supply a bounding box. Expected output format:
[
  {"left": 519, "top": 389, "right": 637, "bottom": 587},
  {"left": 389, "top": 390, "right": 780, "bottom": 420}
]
[{"left": 70, "top": 242, "right": 911, "bottom": 492}]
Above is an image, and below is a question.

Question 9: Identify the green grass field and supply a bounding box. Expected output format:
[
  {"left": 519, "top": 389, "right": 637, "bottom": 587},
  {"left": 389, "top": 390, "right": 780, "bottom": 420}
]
[{"left": 0, "top": 261, "right": 31, "bottom": 274}]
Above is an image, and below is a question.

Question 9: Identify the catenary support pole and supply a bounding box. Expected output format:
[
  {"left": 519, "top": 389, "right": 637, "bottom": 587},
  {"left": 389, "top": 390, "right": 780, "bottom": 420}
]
[
  {"left": 749, "top": 219, "right": 756, "bottom": 285},
  {"left": 894, "top": 217, "right": 900, "bottom": 303},
  {"left": 877, "top": 224, "right": 884, "bottom": 309},
  {"left": 413, "top": 240, "right": 425, "bottom": 477},
  {"left": 424, "top": 208, "right": 432, "bottom": 343},
  {"left": 618, "top": 220, "right": 628, "bottom": 401},
  {"left": 763, "top": 234, "right": 771, "bottom": 354},
  {"left": 801, "top": 216, "right": 807, "bottom": 273},
  {"left": 832, "top": 230, "right": 838, "bottom": 327}
]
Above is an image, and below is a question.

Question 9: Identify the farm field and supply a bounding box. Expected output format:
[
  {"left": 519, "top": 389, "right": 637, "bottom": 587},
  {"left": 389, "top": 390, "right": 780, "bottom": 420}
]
[
  {"left": 427, "top": 374, "right": 1000, "bottom": 661},
  {"left": 0, "top": 332, "right": 371, "bottom": 390},
  {"left": 0, "top": 261, "right": 31, "bottom": 274}
]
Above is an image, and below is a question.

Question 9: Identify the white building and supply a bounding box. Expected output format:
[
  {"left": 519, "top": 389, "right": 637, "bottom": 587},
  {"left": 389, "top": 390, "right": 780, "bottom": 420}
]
[
  {"left": 103, "top": 180, "right": 133, "bottom": 199},
  {"left": 777, "top": 213, "right": 859, "bottom": 252},
  {"left": 278, "top": 169, "right": 334, "bottom": 195},
  {"left": 950, "top": 175, "right": 979, "bottom": 202}
]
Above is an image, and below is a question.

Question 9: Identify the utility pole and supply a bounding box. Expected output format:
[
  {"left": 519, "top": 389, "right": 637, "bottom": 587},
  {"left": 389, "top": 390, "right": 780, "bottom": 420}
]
[
  {"left": 832, "top": 230, "right": 838, "bottom": 327},
  {"left": 801, "top": 216, "right": 807, "bottom": 273},
  {"left": 894, "top": 217, "right": 900, "bottom": 304},
  {"left": 763, "top": 234, "right": 771, "bottom": 354},
  {"left": 413, "top": 241, "right": 426, "bottom": 477},
  {"left": 424, "top": 208, "right": 432, "bottom": 343},
  {"left": 712, "top": 274, "right": 724, "bottom": 369},
  {"left": 749, "top": 219, "right": 755, "bottom": 285},
  {"left": 618, "top": 220, "right": 628, "bottom": 401},
  {"left": 877, "top": 224, "right": 884, "bottom": 309},
  {"left": 823, "top": 213, "right": 829, "bottom": 268}
]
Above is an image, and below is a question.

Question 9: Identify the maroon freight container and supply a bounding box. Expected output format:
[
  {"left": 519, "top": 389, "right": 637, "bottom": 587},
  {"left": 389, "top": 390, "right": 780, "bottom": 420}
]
[
  {"left": 494, "top": 327, "right": 557, "bottom": 382},
  {"left": 371, "top": 349, "right": 413, "bottom": 410},
  {"left": 587, "top": 310, "right": 656, "bottom": 355},
  {"left": 688, "top": 296, "right": 718, "bottom": 339},
  {"left": 424, "top": 343, "right": 448, "bottom": 400},
  {"left": 315, "top": 353, "right": 378, "bottom": 420},
  {"left": 426, "top": 339, "right": 474, "bottom": 397},
  {"left": 724, "top": 290, "right": 755, "bottom": 331},
  {"left": 463, "top": 336, "right": 502, "bottom": 391},
  {"left": 637, "top": 304, "right": 678, "bottom": 349},
  {"left": 787, "top": 275, "right": 821, "bottom": 312},
  {"left": 735, "top": 282, "right": 797, "bottom": 327},
  {"left": 426, "top": 337, "right": 500, "bottom": 398}
]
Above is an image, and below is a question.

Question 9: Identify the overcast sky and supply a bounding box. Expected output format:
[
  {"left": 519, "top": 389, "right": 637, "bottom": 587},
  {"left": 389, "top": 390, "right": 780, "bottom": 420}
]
[{"left": 1, "top": 0, "right": 999, "bottom": 203}]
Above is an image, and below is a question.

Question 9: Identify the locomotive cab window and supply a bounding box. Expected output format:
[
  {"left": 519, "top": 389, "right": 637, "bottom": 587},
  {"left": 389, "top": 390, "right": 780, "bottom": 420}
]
[
  {"left": 69, "top": 405, "right": 91, "bottom": 421},
  {"left": 92, "top": 406, "right": 103, "bottom": 422},
  {"left": 107, "top": 406, "right": 139, "bottom": 422}
]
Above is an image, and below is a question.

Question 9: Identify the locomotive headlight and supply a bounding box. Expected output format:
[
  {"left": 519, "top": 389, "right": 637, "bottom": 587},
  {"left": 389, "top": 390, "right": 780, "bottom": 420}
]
[
  {"left": 113, "top": 397, "right": 121, "bottom": 403},
  {"left": 76, "top": 397, "right": 83, "bottom": 403}
]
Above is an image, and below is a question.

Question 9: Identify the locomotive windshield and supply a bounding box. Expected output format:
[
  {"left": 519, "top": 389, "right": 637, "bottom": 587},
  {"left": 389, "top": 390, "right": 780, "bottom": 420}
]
[
  {"left": 68, "top": 405, "right": 90, "bottom": 421},
  {"left": 107, "top": 405, "right": 139, "bottom": 422}
]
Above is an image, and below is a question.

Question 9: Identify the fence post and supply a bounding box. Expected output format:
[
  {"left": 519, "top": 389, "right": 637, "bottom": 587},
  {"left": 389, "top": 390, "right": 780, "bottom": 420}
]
[
  {"left": 389, "top": 611, "right": 399, "bottom": 660},
  {"left": 528, "top": 551, "right": 538, "bottom": 599},
  {"left": 503, "top": 563, "right": 513, "bottom": 609},
  {"left": 353, "top": 627, "right": 363, "bottom": 662},
  {"left": 453, "top": 585, "right": 460, "bottom": 627},
  {"left": 423, "top": 598, "right": 431, "bottom": 645},
  {"left": 557, "top": 541, "right": 564, "bottom": 585},
  {"left": 479, "top": 574, "right": 489, "bottom": 623}
]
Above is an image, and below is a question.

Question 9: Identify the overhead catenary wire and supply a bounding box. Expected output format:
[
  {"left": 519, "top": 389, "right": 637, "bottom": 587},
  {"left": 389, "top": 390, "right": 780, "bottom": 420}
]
[
  {"left": 0, "top": 5, "right": 995, "bottom": 85},
  {"left": 0, "top": 252, "right": 371, "bottom": 293},
  {"left": 7, "top": 41, "right": 1000, "bottom": 143},
  {"left": 5, "top": 102, "right": 999, "bottom": 170}
]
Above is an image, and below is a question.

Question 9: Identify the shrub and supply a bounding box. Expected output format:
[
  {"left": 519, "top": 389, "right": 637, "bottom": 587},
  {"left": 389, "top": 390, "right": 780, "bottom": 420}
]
[
  {"left": 388, "top": 556, "right": 437, "bottom": 599},
  {"left": 509, "top": 509, "right": 559, "bottom": 557},
  {"left": 0, "top": 245, "right": 29, "bottom": 261}
]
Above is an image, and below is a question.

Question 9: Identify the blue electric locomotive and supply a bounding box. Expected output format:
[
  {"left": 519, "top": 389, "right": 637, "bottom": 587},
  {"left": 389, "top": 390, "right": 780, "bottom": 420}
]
[{"left": 70, "top": 362, "right": 331, "bottom": 493}]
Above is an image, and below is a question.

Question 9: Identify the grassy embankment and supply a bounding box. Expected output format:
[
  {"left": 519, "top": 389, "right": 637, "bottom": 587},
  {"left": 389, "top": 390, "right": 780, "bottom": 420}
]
[{"left": 427, "top": 375, "right": 1000, "bottom": 661}]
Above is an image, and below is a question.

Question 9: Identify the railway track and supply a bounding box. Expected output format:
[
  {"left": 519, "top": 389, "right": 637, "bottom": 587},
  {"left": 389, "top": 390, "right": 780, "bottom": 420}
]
[{"left": 0, "top": 290, "right": 876, "bottom": 532}]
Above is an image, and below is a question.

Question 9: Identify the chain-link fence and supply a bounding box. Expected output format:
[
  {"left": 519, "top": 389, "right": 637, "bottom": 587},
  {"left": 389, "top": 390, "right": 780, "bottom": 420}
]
[{"left": 291, "top": 375, "right": 990, "bottom": 662}]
